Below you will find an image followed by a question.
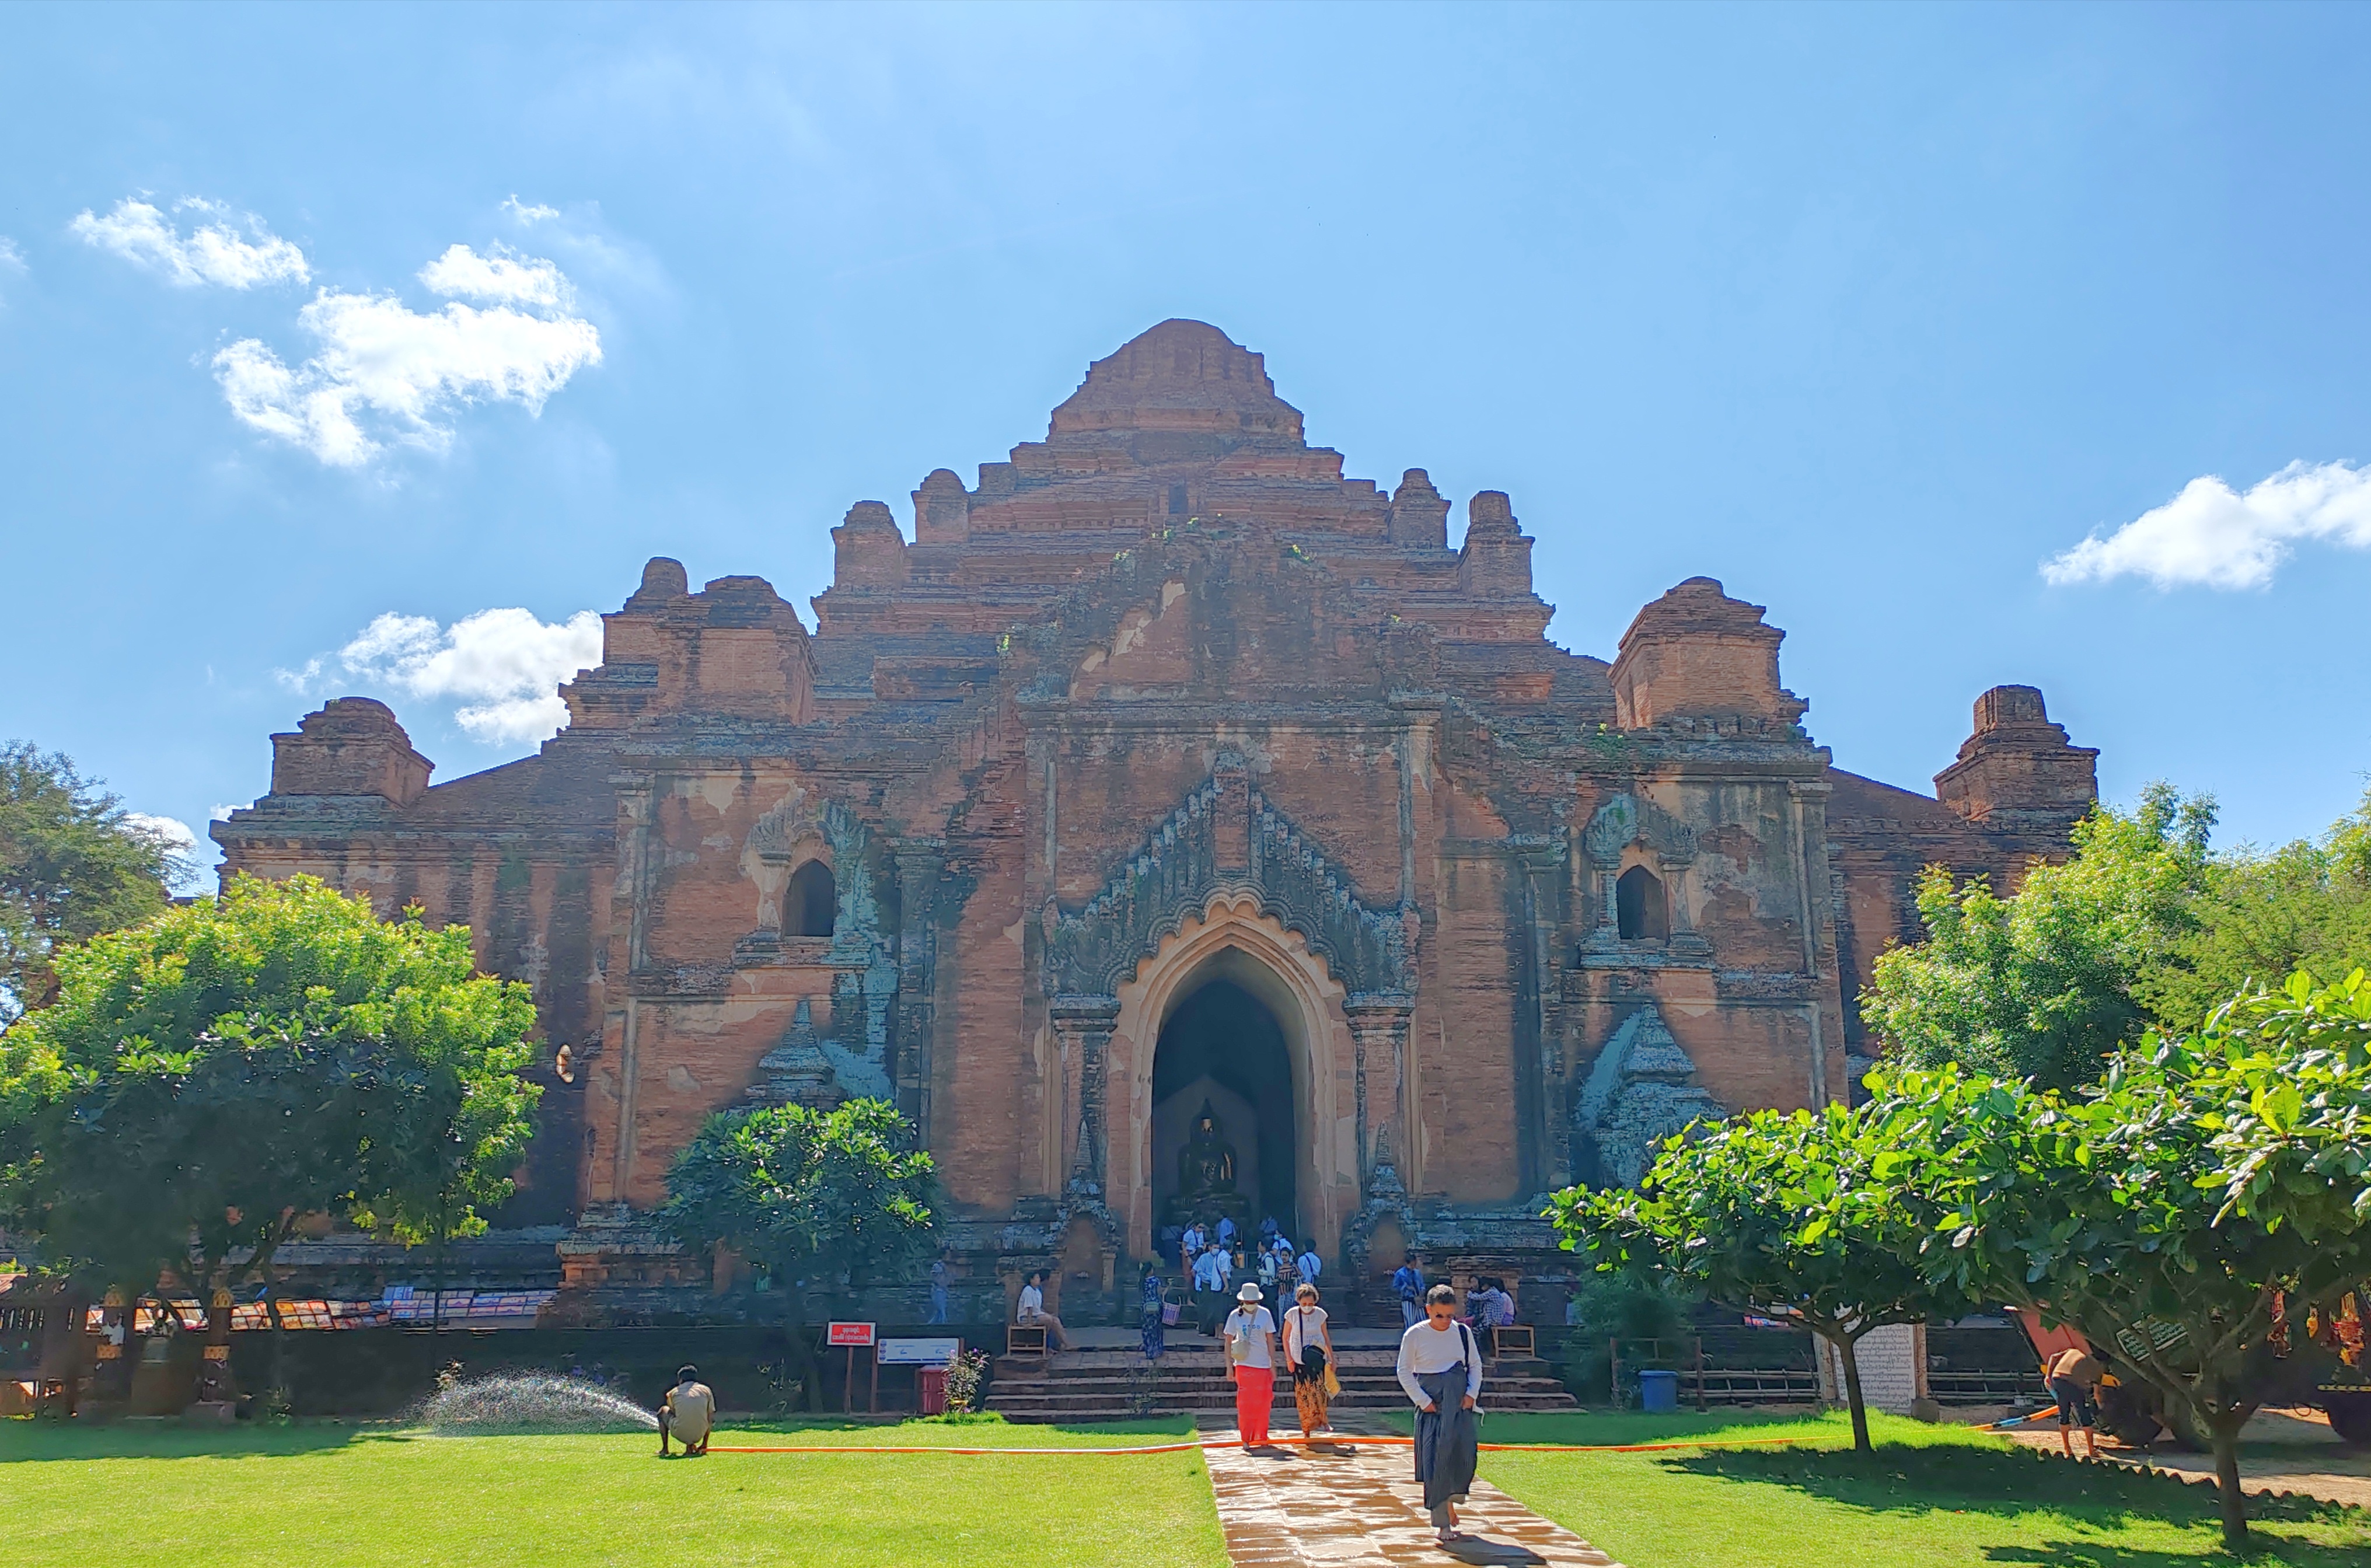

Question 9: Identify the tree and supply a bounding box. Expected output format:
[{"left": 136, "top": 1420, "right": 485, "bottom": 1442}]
[
  {"left": 662, "top": 1098, "right": 938, "bottom": 1410},
  {"left": 0, "top": 873, "right": 540, "bottom": 1394},
  {"left": 1549, "top": 1099, "right": 1970, "bottom": 1451},
  {"left": 0, "top": 742, "right": 186, "bottom": 1022},
  {"left": 1862, "top": 785, "right": 2215, "bottom": 1089},
  {"left": 2150, "top": 790, "right": 2371, "bottom": 1030},
  {"left": 1870, "top": 970, "right": 2371, "bottom": 1550}
]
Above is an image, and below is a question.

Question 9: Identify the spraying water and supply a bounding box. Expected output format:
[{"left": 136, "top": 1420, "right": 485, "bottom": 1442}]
[{"left": 414, "top": 1371, "right": 660, "bottom": 1432}]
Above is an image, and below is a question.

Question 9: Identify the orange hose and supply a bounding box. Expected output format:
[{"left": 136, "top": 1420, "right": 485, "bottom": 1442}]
[{"left": 707, "top": 1431, "right": 1834, "bottom": 1457}]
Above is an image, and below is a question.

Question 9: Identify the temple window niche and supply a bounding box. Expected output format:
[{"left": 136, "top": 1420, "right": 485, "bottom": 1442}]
[
  {"left": 1616, "top": 865, "right": 1669, "bottom": 942},
  {"left": 787, "top": 859, "right": 837, "bottom": 938}
]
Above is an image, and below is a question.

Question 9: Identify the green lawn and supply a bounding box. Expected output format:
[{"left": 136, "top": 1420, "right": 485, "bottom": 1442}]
[
  {"left": 0, "top": 1414, "right": 1229, "bottom": 1567},
  {"left": 1431, "top": 1409, "right": 2371, "bottom": 1567}
]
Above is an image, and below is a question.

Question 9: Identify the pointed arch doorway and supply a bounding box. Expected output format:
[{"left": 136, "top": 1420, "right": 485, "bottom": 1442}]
[
  {"left": 1106, "top": 895, "right": 1366, "bottom": 1266},
  {"left": 1151, "top": 971, "right": 1298, "bottom": 1245}
]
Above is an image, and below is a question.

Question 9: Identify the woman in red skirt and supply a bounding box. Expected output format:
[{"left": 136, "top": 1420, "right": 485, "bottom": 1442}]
[{"left": 1222, "top": 1281, "right": 1278, "bottom": 1448}]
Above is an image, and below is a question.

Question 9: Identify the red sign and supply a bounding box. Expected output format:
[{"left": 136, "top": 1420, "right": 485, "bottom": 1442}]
[{"left": 827, "top": 1321, "right": 876, "bottom": 1347}]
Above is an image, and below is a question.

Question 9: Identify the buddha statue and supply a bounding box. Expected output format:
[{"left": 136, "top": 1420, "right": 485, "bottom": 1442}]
[{"left": 1168, "top": 1099, "right": 1252, "bottom": 1228}]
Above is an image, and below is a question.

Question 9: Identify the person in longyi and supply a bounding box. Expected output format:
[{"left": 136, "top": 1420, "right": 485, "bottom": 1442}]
[
  {"left": 1284, "top": 1281, "right": 1336, "bottom": 1437},
  {"left": 1223, "top": 1281, "right": 1279, "bottom": 1449},
  {"left": 1398, "top": 1283, "right": 1483, "bottom": 1545}
]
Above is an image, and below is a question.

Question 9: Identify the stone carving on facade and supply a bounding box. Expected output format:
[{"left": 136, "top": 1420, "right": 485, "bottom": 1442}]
[
  {"left": 1574, "top": 1004, "right": 1725, "bottom": 1189},
  {"left": 1043, "top": 765, "right": 1415, "bottom": 1005},
  {"left": 743, "top": 997, "right": 842, "bottom": 1109}
]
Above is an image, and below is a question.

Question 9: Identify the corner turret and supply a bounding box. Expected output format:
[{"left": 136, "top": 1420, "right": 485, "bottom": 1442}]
[
  {"left": 267, "top": 698, "right": 433, "bottom": 805},
  {"left": 1611, "top": 577, "right": 1807, "bottom": 734},
  {"left": 1934, "top": 685, "right": 2098, "bottom": 829}
]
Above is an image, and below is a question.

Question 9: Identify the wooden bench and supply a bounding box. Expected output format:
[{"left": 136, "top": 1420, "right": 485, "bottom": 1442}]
[
  {"left": 1491, "top": 1324, "right": 1535, "bottom": 1358},
  {"left": 1005, "top": 1324, "right": 1048, "bottom": 1356}
]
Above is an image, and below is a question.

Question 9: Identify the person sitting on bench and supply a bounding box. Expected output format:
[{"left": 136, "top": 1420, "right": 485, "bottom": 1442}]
[{"left": 1016, "top": 1270, "right": 1071, "bottom": 1350}]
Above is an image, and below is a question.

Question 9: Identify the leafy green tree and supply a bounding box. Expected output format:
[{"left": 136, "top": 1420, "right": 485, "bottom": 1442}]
[
  {"left": 1862, "top": 784, "right": 2215, "bottom": 1088},
  {"left": 0, "top": 742, "right": 186, "bottom": 1022},
  {"left": 2152, "top": 790, "right": 2371, "bottom": 1029},
  {"left": 1869, "top": 971, "right": 2371, "bottom": 1550},
  {"left": 1549, "top": 1100, "right": 1970, "bottom": 1451},
  {"left": 0, "top": 873, "right": 540, "bottom": 1389},
  {"left": 663, "top": 1098, "right": 938, "bottom": 1410}
]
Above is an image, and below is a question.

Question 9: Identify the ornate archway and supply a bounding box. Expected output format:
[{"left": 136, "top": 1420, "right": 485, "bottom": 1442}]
[{"left": 1039, "top": 757, "right": 1419, "bottom": 1268}]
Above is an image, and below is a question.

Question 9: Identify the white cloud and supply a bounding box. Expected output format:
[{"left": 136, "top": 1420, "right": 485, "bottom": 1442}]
[
  {"left": 69, "top": 196, "right": 310, "bottom": 289},
  {"left": 501, "top": 195, "right": 561, "bottom": 223},
  {"left": 417, "top": 242, "right": 574, "bottom": 309},
  {"left": 0, "top": 237, "right": 22, "bottom": 271},
  {"left": 214, "top": 260, "right": 602, "bottom": 466},
  {"left": 209, "top": 803, "right": 250, "bottom": 823},
  {"left": 2044, "top": 460, "right": 2371, "bottom": 591},
  {"left": 123, "top": 812, "right": 198, "bottom": 855},
  {"left": 337, "top": 607, "right": 602, "bottom": 743}
]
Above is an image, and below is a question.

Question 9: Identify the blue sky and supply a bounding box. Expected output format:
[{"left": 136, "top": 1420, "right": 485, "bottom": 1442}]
[{"left": 3, "top": 2, "right": 2367, "bottom": 874}]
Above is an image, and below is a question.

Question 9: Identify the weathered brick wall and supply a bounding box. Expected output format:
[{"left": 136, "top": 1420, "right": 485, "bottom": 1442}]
[{"left": 214, "top": 320, "right": 2098, "bottom": 1277}]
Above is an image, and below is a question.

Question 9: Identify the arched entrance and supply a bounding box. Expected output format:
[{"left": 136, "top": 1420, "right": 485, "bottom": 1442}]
[
  {"left": 1106, "top": 895, "right": 1365, "bottom": 1266},
  {"left": 1150, "top": 975, "right": 1297, "bottom": 1243}
]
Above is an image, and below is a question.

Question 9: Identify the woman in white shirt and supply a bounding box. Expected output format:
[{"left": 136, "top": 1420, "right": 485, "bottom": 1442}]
[
  {"left": 1283, "top": 1282, "right": 1335, "bottom": 1437},
  {"left": 1014, "top": 1269, "right": 1071, "bottom": 1350},
  {"left": 1397, "top": 1282, "right": 1483, "bottom": 1544},
  {"left": 1222, "top": 1281, "right": 1278, "bottom": 1448}
]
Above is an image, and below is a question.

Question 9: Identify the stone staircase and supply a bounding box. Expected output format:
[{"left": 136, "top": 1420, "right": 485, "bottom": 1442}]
[{"left": 985, "top": 1340, "right": 1576, "bottom": 1423}]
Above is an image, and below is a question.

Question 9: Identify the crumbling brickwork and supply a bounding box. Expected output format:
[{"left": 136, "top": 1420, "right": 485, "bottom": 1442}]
[{"left": 215, "top": 320, "right": 2096, "bottom": 1286}]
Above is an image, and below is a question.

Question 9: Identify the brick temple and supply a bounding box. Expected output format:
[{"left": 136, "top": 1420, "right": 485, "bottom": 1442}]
[{"left": 214, "top": 320, "right": 2097, "bottom": 1314}]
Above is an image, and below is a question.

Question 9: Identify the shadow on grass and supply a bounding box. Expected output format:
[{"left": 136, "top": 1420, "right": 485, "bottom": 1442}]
[
  {"left": 1982, "top": 1541, "right": 2367, "bottom": 1567},
  {"left": 0, "top": 1420, "right": 404, "bottom": 1463},
  {"left": 1375, "top": 1408, "right": 1820, "bottom": 1445},
  {"left": 1657, "top": 1444, "right": 2367, "bottom": 1562}
]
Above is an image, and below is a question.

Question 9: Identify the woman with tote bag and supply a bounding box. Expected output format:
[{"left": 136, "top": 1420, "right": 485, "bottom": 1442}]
[{"left": 1222, "top": 1281, "right": 1278, "bottom": 1448}]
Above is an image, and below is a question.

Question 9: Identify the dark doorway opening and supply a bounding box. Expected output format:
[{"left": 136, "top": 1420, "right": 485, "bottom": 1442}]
[
  {"left": 1616, "top": 865, "right": 1668, "bottom": 942},
  {"left": 1151, "top": 977, "right": 1297, "bottom": 1246},
  {"left": 788, "top": 860, "right": 837, "bottom": 937}
]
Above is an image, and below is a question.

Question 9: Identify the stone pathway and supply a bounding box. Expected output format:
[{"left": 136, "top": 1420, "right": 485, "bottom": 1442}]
[{"left": 1202, "top": 1424, "right": 1623, "bottom": 1567}]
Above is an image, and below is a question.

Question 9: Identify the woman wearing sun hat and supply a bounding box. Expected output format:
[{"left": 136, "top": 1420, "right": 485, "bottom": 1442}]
[{"left": 1222, "top": 1280, "right": 1279, "bottom": 1448}]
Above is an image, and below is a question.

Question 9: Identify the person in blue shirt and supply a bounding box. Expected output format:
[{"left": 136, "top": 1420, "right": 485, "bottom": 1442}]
[
  {"left": 927, "top": 1248, "right": 951, "bottom": 1325},
  {"left": 1295, "top": 1243, "right": 1322, "bottom": 1286},
  {"left": 1179, "top": 1220, "right": 1209, "bottom": 1275},
  {"left": 1391, "top": 1252, "right": 1425, "bottom": 1329},
  {"left": 1192, "top": 1241, "right": 1231, "bottom": 1336},
  {"left": 1216, "top": 1214, "right": 1239, "bottom": 1249}
]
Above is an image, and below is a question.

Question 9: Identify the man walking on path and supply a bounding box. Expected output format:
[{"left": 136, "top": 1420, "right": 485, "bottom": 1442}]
[
  {"left": 1224, "top": 1281, "right": 1278, "bottom": 1449},
  {"left": 1392, "top": 1252, "right": 1424, "bottom": 1328},
  {"left": 1398, "top": 1283, "right": 1483, "bottom": 1545}
]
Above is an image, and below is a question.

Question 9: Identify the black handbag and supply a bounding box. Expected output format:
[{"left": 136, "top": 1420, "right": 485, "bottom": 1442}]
[{"left": 1293, "top": 1307, "right": 1328, "bottom": 1381}]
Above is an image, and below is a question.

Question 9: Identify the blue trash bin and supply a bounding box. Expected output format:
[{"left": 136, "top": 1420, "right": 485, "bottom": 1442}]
[{"left": 1637, "top": 1368, "right": 1679, "bottom": 1413}]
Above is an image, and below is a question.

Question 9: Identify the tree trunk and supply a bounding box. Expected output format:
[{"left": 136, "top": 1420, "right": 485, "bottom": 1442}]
[
  {"left": 2211, "top": 1412, "right": 2250, "bottom": 1550},
  {"left": 1832, "top": 1330, "right": 1873, "bottom": 1452},
  {"left": 783, "top": 1293, "right": 826, "bottom": 1413}
]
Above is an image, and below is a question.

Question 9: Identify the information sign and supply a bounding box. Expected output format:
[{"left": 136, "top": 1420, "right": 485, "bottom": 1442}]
[
  {"left": 878, "top": 1336, "right": 961, "bottom": 1365},
  {"left": 827, "top": 1321, "right": 877, "bottom": 1347}
]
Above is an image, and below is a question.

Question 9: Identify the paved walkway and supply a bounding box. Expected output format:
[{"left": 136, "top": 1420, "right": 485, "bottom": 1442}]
[{"left": 1202, "top": 1423, "right": 1623, "bottom": 1567}]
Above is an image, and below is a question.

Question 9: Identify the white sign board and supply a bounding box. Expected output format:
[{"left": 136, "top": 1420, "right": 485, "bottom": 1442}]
[{"left": 878, "top": 1336, "right": 962, "bottom": 1365}]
